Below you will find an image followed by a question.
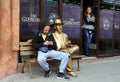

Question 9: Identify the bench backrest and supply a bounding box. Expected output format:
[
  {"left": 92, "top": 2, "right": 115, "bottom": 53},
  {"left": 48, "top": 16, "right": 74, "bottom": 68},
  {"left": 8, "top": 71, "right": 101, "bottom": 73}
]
[{"left": 19, "top": 39, "right": 36, "bottom": 62}]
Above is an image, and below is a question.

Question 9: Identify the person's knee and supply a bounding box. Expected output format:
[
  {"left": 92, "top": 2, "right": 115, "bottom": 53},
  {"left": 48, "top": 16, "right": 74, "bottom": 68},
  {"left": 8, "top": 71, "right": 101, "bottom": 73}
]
[
  {"left": 38, "top": 57, "right": 46, "bottom": 64},
  {"left": 63, "top": 54, "right": 69, "bottom": 60}
]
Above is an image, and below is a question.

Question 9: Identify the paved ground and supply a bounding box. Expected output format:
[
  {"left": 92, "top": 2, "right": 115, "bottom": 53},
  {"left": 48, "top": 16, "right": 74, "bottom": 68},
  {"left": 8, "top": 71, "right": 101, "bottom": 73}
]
[{"left": 1, "top": 56, "right": 120, "bottom": 82}]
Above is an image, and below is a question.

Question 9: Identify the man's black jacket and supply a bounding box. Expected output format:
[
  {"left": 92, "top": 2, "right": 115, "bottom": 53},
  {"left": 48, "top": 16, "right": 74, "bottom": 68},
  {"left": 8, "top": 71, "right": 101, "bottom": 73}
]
[{"left": 32, "top": 33, "right": 57, "bottom": 51}]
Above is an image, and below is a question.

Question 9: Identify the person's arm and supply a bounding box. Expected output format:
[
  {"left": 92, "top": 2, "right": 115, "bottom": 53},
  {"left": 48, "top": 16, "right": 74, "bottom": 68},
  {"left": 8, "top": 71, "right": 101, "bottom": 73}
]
[
  {"left": 32, "top": 33, "right": 43, "bottom": 50},
  {"left": 48, "top": 34, "right": 57, "bottom": 50},
  {"left": 83, "top": 15, "right": 95, "bottom": 25},
  {"left": 65, "top": 34, "right": 71, "bottom": 47}
]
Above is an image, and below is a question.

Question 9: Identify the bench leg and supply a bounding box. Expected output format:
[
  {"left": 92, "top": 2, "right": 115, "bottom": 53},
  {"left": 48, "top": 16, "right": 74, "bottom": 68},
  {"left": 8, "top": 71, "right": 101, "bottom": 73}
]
[
  {"left": 77, "top": 59, "right": 80, "bottom": 71},
  {"left": 21, "top": 63, "right": 25, "bottom": 73},
  {"left": 28, "top": 63, "right": 33, "bottom": 78}
]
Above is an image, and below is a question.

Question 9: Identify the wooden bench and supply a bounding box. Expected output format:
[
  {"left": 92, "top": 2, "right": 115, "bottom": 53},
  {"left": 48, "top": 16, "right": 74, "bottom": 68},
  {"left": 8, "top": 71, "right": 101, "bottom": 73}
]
[
  {"left": 20, "top": 40, "right": 54, "bottom": 78},
  {"left": 19, "top": 39, "right": 83, "bottom": 78}
]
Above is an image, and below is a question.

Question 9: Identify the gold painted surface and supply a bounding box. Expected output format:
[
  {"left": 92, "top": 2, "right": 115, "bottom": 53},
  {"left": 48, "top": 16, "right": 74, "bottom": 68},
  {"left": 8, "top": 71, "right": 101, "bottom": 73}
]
[{"left": 53, "top": 19, "right": 79, "bottom": 75}]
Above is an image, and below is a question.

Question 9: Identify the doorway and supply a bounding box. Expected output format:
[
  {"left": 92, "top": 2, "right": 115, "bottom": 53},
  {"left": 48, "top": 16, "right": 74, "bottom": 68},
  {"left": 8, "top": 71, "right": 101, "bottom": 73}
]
[{"left": 82, "top": 0, "right": 99, "bottom": 56}]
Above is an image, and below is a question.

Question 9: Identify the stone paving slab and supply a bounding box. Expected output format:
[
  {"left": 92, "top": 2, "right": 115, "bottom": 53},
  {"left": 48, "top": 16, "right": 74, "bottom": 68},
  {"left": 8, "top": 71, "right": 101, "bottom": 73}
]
[{"left": 1, "top": 56, "right": 120, "bottom": 82}]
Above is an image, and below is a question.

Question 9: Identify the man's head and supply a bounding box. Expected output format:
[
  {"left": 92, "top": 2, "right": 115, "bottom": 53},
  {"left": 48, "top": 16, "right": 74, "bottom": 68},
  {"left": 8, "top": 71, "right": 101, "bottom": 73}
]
[
  {"left": 54, "top": 19, "right": 63, "bottom": 33},
  {"left": 41, "top": 21, "right": 51, "bottom": 34}
]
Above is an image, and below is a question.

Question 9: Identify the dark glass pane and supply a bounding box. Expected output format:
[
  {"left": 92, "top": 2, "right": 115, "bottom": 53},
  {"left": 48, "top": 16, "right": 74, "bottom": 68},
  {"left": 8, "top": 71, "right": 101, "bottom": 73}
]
[
  {"left": 100, "top": 0, "right": 114, "bottom": 10},
  {"left": 99, "top": 41, "right": 113, "bottom": 56},
  {"left": 46, "top": 0, "right": 58, "bottom": 3},
  {"left": 113, "top": 41, "right": 120, "bottom": 55},
  {"left": 115, "top": 0, "right": 120, "bottom": 11},
  {"left": 63, "top": 0, "right": 81, "bottom": 5},
  {"left": 20, "top": 0, "right": 40, "bottom": 37}
]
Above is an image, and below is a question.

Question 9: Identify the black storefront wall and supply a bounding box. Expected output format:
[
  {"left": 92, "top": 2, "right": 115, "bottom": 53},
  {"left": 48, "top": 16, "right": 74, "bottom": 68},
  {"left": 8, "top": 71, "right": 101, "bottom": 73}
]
[{"left": 20, "top": 0, "right": 120, "bottom": 57}]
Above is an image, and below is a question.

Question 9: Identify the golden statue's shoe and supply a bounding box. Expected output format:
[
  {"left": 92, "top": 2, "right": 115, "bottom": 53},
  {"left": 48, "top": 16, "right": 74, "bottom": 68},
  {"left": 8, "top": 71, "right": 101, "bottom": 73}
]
[{"left": 67, "top": 71, "right": 77, "bottom": 77}]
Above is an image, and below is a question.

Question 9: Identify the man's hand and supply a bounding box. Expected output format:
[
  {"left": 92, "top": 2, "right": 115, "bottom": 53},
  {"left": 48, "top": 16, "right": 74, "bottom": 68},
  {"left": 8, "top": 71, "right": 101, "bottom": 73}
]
[
  {"left": 43, "top": 41, "right": 50, "bottom": 45},
  {"left": 43, "top": 41, "right": 53, "bottom": 45},
  {"left": 49, "top": 41, "right": 53, "bottom": 45}
]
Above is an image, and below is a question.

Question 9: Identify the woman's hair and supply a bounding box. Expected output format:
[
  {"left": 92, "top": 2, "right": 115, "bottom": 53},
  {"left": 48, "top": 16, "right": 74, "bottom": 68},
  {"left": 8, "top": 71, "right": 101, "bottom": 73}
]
[{"left": 84, "top": 6, "right": 93, "bottom": 16}]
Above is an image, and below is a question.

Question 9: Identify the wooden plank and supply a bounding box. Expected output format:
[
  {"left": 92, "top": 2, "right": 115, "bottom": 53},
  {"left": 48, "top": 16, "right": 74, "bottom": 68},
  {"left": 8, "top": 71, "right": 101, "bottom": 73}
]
[
  {"left": 20, "top": 46, "right": 34, "bottom": 50},
  {"left": 20, "top": 51, "right": 36, "bottom": 56},
  {"left": 71, "top": 55, "right": 83, "bottom": 60},
  {"left": 20, "top": 42, "right": 32, "bottom": 46}
]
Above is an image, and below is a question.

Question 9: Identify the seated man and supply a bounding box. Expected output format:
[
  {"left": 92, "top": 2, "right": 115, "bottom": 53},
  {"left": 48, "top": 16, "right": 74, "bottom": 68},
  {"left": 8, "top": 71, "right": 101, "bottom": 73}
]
[
  {"left": 52, "top": 19, "right": 79, "bottom": 77},
  {"left": 32, "top": 21, "right": 70, "bottom": 79}
]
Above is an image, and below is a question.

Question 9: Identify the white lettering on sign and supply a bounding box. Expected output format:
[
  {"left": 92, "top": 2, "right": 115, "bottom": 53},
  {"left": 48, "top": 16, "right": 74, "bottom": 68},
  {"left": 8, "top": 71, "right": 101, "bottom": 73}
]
[
  {"left": 21, "top": 14, "right": 40, "bottom": 22},
  {"left": 63, "top": 18, "right": 80, "bottom": 27}
]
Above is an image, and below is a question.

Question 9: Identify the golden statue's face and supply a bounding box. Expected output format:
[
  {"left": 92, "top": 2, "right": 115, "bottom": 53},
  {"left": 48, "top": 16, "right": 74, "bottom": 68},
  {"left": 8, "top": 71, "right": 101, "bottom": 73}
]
[{"left": 55, "top": 24, "right": 62, "bottom": 33}]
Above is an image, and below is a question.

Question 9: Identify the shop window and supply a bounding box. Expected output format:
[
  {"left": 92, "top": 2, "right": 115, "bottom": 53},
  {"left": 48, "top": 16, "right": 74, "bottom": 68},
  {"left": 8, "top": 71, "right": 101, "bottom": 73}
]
[
  {"left": 44, "top": 0, "right": 59, "bottom": 25},
  {"left": 100, "top": 0, "right": 114, "bottom": 39},
  {"left": 20, "top": 0, "right": 40, "bottom": 39},
  {"left": 113, "top": 0, "right": 120, "bottom": 56},
  {"left": 62, "top": 0, "right": 81, "bottom": 39},
  {"left": 98, "top": 0, "right": 114, "bottom": 56},
  {"left": 62, "top": 0, "right": 81, "bottom": 53}
]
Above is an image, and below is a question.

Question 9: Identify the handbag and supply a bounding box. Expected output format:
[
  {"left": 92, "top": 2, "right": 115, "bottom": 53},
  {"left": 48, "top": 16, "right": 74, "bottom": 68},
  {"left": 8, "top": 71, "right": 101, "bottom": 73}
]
[{"left": 39, "top": 46, "right": 48, "bottom": 53}]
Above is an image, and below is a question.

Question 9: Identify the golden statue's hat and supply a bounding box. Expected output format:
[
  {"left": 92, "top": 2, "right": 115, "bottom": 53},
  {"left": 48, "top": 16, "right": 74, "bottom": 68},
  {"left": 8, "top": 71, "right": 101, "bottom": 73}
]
[{"left": 54, "top": 19, "right": 62, "bottom": 25}]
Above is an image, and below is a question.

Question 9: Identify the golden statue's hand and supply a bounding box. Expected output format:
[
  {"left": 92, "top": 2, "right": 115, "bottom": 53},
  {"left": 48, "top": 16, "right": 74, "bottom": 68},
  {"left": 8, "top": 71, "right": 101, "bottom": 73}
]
[{"left": 66, "top": 41, "right": 71, "bottom": 47}]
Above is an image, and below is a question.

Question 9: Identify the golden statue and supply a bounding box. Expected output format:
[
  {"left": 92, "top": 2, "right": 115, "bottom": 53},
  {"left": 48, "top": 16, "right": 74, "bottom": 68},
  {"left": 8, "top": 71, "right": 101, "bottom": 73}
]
[{"left": 52, "top": 19, "right": 79, "bottom": 77}]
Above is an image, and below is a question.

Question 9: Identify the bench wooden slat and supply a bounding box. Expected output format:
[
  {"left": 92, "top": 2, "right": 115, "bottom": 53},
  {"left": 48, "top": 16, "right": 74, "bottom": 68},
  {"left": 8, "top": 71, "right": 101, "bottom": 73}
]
[
  {"left": 20, "top": 46, "right": 34, "bottom": 50},
  {"left": 71, "top": 55, "right": 83, "bottom": 60},
  {"left": 24, "top": 58, "right": 37, "bottom": 63},
  {"left": 20, "top": 51, "right": 36, "bottom": 56},
  {"left": 20, "top": 42, "right": 32, "bottom": 46}
]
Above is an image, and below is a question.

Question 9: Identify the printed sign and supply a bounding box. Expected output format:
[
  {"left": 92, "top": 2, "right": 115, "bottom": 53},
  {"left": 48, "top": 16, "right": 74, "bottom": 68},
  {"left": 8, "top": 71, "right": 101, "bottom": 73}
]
[
  {"left": 44, "top": 1, "right": 59, "bottom": 23},
  {"left": 20, "top": 0, "right": 40, "bottom": 37},
  {"left": 62, "top": 4, "right": 81, "bottom": 38},
  {"left": 99, "top": 10, "right": 113, "bottom": 39}
]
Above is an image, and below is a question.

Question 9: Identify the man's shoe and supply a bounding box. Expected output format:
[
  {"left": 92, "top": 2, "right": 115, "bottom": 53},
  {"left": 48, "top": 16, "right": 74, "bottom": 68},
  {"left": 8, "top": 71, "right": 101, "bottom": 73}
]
[
  {"left": 67, "top": 71, "right": 77, "bottom": 77},
  {"left": 57, "top": 72, "right": 70, "bottom": 80},
  {"left": 44, "top": 70, "right": 52, "bottom": 78}
]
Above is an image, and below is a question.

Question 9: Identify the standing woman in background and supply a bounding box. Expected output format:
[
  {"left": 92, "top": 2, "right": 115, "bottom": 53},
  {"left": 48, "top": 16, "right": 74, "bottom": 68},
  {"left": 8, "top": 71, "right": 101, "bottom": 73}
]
[{"left": 82, "top": 6, "right": 95, "bottom": 57}]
